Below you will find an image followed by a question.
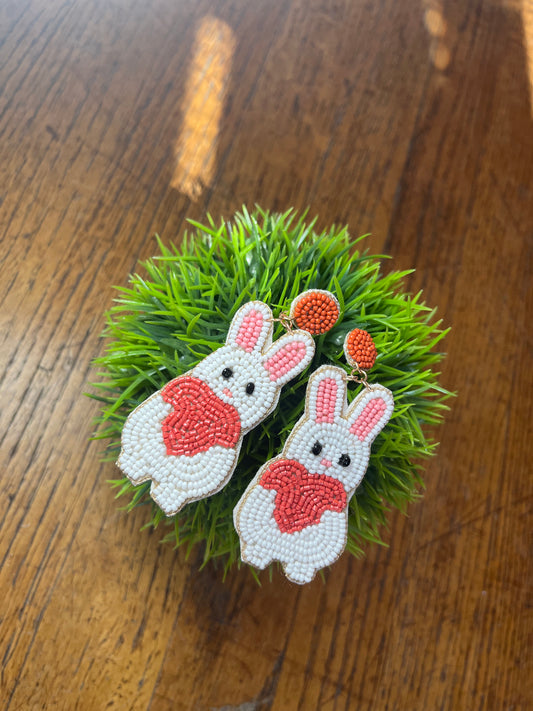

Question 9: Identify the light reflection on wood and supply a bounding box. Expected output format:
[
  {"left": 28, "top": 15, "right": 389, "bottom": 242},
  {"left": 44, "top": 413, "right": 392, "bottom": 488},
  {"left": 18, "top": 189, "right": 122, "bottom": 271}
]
[
  {"left": 522, "top": 0, "right": 533, "bottom": 113},
  {"left": 423, "top": 0, "right": 450, "bottom": 71},
  {"left": 171, "top": 16, "right": 236, "bottom": 199}
]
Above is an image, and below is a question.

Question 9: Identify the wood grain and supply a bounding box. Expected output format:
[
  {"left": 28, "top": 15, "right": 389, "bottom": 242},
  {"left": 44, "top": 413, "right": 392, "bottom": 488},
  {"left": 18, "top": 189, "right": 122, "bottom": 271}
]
[{"left": 1, "top": 0, "right": 532, "bottom": 709}]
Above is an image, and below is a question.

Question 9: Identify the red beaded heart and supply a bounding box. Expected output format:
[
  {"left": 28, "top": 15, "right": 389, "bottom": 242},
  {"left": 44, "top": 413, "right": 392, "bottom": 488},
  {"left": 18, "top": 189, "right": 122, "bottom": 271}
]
[
  {"left": 161, "top": 376, "right": 241, "bottom": 456},
  {"left": 260, "top": 459, "right": 347, "bottom": 533}
]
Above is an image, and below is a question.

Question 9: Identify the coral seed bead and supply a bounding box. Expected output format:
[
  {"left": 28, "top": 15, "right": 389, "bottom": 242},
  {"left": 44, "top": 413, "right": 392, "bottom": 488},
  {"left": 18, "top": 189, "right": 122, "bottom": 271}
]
[
  {"left": 291, "top": 290, "right": 340, "bottom": 335},
  {"left": 344, "top": 329, "right": 378, "bottom": 370}
]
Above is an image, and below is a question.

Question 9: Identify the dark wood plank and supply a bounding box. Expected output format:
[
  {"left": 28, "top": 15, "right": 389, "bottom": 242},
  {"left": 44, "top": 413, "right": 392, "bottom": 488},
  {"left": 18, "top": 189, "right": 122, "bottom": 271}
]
[{"left": 0, "top": 0, "right": 531, "bottom": 709}]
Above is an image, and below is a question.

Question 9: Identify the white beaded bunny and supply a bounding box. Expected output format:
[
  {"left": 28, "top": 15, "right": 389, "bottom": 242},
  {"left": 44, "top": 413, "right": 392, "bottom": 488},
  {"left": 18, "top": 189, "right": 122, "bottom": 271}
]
[
  {"left": 118, "top": 301, "right": 315, "bottom": 516},
  {"left": 234, "top": 364, "right": 394, "bottom": 584}
]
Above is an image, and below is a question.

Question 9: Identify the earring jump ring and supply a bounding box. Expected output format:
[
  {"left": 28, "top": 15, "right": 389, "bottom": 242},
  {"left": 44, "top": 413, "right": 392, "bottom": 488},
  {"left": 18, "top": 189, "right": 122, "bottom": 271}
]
[
  {"left": 270, "top": 312, "right": 295, "bottom": 333},
  {"left": 346, "top": 363, "right": 372, "bottom": 391}
]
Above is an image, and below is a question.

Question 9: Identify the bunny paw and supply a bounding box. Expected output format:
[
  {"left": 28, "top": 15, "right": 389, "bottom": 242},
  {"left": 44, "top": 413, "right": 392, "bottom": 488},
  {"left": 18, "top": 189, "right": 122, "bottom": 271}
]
[
  {"left": 240, "top": 544, "right": 273, "bottom": 571},
  {"left": 283, "top": 560, "right": 318, "bottom": 585},
  {"left": 116, "top": 450, "right": 152, "bottom": 484},
  {"left": 118, "top": 391, "right": 171, "bottom": 482},
  {"left": 150, "top": 479, "right": 188, "bottom": 516}
]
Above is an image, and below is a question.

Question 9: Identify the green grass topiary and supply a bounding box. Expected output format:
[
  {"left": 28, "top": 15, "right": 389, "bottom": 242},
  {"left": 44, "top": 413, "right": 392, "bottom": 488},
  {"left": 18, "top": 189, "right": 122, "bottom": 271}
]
[{"left": 90, "top": 207, "right": 452, "bottom": 578}]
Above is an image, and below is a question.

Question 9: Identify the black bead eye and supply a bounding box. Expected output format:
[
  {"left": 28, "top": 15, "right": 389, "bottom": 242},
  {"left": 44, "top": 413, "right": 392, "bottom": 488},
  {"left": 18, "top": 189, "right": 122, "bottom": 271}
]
[
  {"left": 245, "top": 382, "right": 255, "bottom": 395},
  {"left": 338, "top": 454, "right": 351, "bottom": 467},
  {"left": 311, "top": 441, "right": 323, "bottom": 456},
  {"left": 222, "top": 368, "right": 233, "bottom": 379}
]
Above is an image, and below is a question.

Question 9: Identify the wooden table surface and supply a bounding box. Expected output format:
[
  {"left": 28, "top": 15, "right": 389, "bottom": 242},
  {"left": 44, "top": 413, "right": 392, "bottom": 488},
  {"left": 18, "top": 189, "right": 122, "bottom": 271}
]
[{"left": 1, "top": 1, "right": 532, "bottom": 709}]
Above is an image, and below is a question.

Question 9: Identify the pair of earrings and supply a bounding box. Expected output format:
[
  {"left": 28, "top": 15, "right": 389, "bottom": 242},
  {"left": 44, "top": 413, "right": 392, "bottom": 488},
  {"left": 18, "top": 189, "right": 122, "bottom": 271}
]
[{"left": 118, "top": 291, "right": 394, "bottom": 584}]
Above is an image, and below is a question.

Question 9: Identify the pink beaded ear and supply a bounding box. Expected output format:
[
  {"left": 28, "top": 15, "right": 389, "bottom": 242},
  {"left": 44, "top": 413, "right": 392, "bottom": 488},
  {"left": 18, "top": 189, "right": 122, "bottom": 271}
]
[
  {"left": 315, "top": 377, "right": 341, "bottom": 424},
  {"left": 233, "top": 325, "right": 394, "bottom": 585}
]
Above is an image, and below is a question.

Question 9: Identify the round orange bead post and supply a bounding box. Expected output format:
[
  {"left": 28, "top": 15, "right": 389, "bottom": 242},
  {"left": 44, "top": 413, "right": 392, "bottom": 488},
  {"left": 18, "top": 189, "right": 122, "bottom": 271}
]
[
  {"left": 344, "top": 328, "right": 377, "bottom": 370},
  {"left": 290, "top": 290, "right": 340, "bottom": 335}
]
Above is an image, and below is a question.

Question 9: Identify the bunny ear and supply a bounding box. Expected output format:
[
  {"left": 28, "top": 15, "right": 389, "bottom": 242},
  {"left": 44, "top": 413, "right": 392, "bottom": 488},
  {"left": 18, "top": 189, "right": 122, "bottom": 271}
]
[
  {"left": 348, "top": 385, "right": 394, "bottom": 444},
  {"left": 262, "top": 331, "right": 315, "bottom": 385},
  {"left": 226, "top": 301, "right": 273, "bottom": 353},
  {"left": 306, "top": 366, "right": 346, "bottom": 423}
]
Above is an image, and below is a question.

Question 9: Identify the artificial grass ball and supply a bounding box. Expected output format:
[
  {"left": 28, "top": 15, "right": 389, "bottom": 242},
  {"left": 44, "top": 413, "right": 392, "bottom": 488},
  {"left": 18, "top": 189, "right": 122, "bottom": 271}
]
[{"left": 91, "top": 207, "right": 452, "bottom": 578}]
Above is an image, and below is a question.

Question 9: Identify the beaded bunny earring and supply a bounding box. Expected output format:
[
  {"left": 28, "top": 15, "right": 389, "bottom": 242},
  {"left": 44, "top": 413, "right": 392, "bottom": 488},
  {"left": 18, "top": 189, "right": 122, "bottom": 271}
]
[
  {"left": 234, "top": 327, "right": 394, "bottom": 584},
  {"left": 117, "top": 290, "right": 339, "bottom": 516}
]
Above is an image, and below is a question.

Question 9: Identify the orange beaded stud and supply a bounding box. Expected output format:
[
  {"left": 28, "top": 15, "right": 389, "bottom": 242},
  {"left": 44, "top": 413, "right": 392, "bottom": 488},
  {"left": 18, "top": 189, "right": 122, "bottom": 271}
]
[
  {"left": 290, "top": 290, "right": 340, "bottom": 335},
  {"left": 344, "top": 329, "right": 378, "bottom": 370}
]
